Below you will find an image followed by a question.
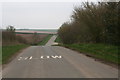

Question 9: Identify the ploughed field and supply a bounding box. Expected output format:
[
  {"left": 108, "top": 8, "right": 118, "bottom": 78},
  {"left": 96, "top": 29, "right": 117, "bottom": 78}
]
[
  {"left": 16, "top": 33, "right": 48, "bottom": 44},
  {"left": 15, "top": 29, "right": 57, "bottom": 44}
]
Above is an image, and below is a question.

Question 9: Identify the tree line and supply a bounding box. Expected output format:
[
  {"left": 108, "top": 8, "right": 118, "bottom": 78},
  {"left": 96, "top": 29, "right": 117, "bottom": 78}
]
[
  {"left": 58, "top": 2, "right": 120, "bottom": 45},
  {"left": 2, "top": 26, "right": 28, "bottom": 45}
]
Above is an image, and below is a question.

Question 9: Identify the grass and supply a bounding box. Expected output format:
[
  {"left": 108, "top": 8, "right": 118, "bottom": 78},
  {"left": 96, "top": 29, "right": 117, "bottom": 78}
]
[
  {"left": 38, "top": 34, "right": 53, "bottom": 45},
  {"left": 1, "top": 34, "right": 52, "bottom": 64},
  {"left": 55, "top": 36, "right": 62, "bottom": 43},
  {"left": 0, "top": 46, "right": 2, "bottom": 64},
  {"left": 2, "top": 44, "right": 29, "bottom": 64},
  {"left": 59, "top": 43, "right": 119, "bottom": 64}
]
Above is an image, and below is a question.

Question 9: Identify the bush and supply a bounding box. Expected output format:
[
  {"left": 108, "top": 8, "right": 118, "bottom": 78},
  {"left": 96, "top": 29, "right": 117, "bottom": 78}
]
[
  {"left": 2, "top": 26, "right": 28, "bottom": 45},
  {"left": 58, "top": 2, "right": 120, "bottom": 45}
]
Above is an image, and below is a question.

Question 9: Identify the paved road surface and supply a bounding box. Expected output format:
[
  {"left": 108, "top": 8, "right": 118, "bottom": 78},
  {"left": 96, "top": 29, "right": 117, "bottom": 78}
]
[
  {"left": 45, "top": 35, "right": 57, "bottom": 46},
  {"left": 2, "top": 35, "right": 118, "bottom": 78}
]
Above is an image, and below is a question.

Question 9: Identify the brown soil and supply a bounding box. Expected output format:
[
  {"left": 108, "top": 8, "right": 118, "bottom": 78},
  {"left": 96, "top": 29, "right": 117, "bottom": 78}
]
[{"left": 16, "top": 33, "right": 48, "bottom": 44}]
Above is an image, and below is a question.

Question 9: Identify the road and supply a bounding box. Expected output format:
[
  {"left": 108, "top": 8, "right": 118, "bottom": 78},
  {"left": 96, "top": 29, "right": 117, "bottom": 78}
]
[{"left": 2, "top": 35, "right": 118, "bottom": 78}]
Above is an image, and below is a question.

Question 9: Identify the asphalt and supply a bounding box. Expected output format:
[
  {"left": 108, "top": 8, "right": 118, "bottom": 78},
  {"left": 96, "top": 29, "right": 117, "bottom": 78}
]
[{"left": 2, "top": 35, "right": 118, "bottom": 78}]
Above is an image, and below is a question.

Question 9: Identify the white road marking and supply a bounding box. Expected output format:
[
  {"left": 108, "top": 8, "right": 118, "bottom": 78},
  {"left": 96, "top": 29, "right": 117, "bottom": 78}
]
[
  {"left": 24, "top": 57, "right": 28, "bottom": 60},
  {"left": 29, "top": 56, "right": 32, "bottom": 60},
  {"left": 18, "top": 56, "right": 63, "bottom": 61},
  {"left": 51, "top": 56, "right": 62, "bottom": 59},
  {"left": 46, "top": 56, "right": 50, "bottom": 58},
  {"left": 40, "top": 56, "right": 44, "bottom": 59},
  {"left": 18, "top": 57, "right": 22, "bottom": 60}
]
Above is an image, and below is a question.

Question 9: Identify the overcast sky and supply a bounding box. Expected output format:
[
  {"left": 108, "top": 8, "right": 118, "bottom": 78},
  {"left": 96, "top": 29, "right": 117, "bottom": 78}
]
[
  {"left": 1, "top": 0, "right": 100, "bottom": 29},
  {"left": 2, "top": 2, "right": 77, "bottom": 29}
]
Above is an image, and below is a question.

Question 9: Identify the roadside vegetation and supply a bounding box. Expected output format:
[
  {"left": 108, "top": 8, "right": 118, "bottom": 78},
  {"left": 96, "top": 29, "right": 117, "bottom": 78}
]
[
  {"left": 0, "top": 46, "right": 2, "bottom": 64},
  {"left": 57, "top": 2, "right": 120, "bottom": 64},
  {"left": 2, "top": 26, "right": 29, "bottom": 64},
  {"left": 2, "top": 44, "right": 28, "bottom": 64},
  {"left": 58, "top": 43, "right": 119, "bottom": 64},
  {"left": 2, "top": 26, "right": 27, "bottom": 46},
  {"left": 38, "top": 34, "right": 53, "bottom": 45},
  {"left": 55, "top": 36, "right": 62, "bottom": 43},
  {"left": 2, "top": 26, "right": 53, "bottom": 64}
]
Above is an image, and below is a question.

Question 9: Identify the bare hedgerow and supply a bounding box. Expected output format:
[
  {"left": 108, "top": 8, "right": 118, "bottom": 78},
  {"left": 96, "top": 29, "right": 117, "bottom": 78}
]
[{"left": 58, "top": 2, "right": 120, "bottom": 45}]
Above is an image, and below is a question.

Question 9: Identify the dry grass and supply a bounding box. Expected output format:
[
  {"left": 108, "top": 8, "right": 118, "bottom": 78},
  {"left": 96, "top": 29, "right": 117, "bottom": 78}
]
[{"left": 16, "top": 33, "right": 48, "bottom": 44}]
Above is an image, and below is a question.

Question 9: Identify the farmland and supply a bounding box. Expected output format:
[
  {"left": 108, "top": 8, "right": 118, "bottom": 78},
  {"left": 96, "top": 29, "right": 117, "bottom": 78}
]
[
  {"left": 16, "top": 29, "right": 57, "bottom": 34},
  {"left": 16, "top": 33, "right": 48, "bottom": 45},
  {"left": 2, "top": 28, "right": 56, "bottom": 64},
  {"left": 15, "top": 29, "right": 57, "bottom": 45}
]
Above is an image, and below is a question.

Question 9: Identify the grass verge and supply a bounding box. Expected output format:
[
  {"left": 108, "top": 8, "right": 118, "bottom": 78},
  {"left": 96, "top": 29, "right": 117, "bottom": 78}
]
[
  {"left": 0, "top": 46, "right": 2, "bottom": 64},
  {"left": 2, "top": 44, "right": 29, "bottom": 64},
  {"left": 38, "top": 34, "right": 53, "bottom": 45},
  {"left": 55, "top": 36, "right": 62, "bottom": 43},
  {"left": 59, "top": 43, "right": 119, "bottom": 64}
]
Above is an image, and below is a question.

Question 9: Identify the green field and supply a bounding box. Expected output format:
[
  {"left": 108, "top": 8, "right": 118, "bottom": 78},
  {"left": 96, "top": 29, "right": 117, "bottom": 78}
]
[
  {"left": 38, "top": 34, "right": 53, "bottom": 45},
  {"left": 2, "top": 44, "right": 29, "bottom": 64}
]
